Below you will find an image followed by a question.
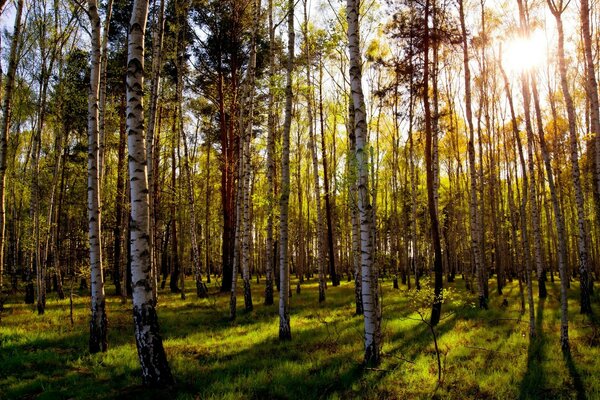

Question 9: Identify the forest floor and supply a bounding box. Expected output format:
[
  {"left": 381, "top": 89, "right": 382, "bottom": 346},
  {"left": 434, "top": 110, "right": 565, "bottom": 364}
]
[{"left": 0, "top": 274, "right": 599, "bottom": 399}]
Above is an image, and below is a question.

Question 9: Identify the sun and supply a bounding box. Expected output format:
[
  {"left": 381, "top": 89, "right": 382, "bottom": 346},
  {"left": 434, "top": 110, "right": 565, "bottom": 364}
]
[{"left": 502, "top": 30, "right": 547, "bottom": 73}]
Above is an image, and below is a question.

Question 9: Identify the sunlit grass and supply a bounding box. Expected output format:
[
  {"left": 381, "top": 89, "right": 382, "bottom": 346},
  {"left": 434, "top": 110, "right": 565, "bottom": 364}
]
[{"left": 0, "top": 275, "right": 598, "bottom": 399}]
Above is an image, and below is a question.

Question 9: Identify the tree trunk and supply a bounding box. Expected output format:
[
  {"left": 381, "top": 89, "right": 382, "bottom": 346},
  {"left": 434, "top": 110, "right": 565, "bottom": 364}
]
[
  {"left": 169, "top": 113, "right": 180, "bottom": 294},
  {"left": 87, "top": 0, "right": 108, "bottom": 353},
  {"left": 319, "top": 61, "right": 338, "bottom": 287},
  {"left": 550, "top": 1, "right": 592, "bottom": 315},
  {"left": 424, "top": 0, "right": 443, "bottom": 327},
  {"left": 348, "top": 102, "right": 362, "bottom": 314},
  {"left": 146, "top": 0, "right": 166, "bottom": 304},
  {"left": 347, "top": 0, "right": 381, "bottom": 366},
  {"left": 458, "top": 0, "right": 486, "bottom": 309},
  {"left": 579, "top": 0, "right": 600, "bottom": 234},
  {"left": 126, "top": 0, "right": 173, "bottom": 385},
  {"left": 0, "top": 0, "right": 23, "bottom": 291},
  {"left": 303, "top": 0, "right": 326, "bottom": 303},
  {"left": 264, "top": 0, "right": 275, "bottom": 306},
  {"left": 498, "top": 37, "right": 536, "bottom": 338},
  {"left": 278, "top": 0, "right": 294, "bottom": 341},
  {"left": 113, "top": 89, "right": 127, "bottom": 297}
]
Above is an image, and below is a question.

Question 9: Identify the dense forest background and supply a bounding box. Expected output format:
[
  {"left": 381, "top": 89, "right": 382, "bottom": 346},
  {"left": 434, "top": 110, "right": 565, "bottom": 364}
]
[{"left": 0, "top": 0, "right": 599, "bottom": 398}]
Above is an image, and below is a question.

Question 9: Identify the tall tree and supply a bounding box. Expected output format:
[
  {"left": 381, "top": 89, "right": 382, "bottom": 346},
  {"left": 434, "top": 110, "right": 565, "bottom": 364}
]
[
  {"left": 579, "top": 0, "right": 600, "bottom": 227},
  {"left": 87, "top": 0, "right": 108, "bottom": 353},
  {"left": 549, "top": 0, "right": 592, "bottom": 314},
  {"left": 458, "top": 0, "right": 486, "bottom": 309},
  {"left": 126, "top": 0, "right": 173, "bottom": 385},
  {"left": 303, "top": 0, "right": 326, "bottom": 302},
  {"left": 264, "top": 0, "right": 276, "bottom": 306},
  {"left": 278, "top": 0, "right": 294, "bottom": 341},
  {"left": 0, "top": 0, "right": 24, "bottom": 291},
  {"left": 423, "top": 0, "right": 443, "bottom": 327},
  {"left": 348, "top": 0, "right": 381, "bottom": 366}
]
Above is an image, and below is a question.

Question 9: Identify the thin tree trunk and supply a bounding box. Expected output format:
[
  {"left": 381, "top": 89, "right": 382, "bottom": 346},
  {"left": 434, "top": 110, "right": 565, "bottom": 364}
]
[
  {"left": 264, "top": 0, "right": 275, "bottom": 306},
  {"left": 98, "top": 0, "right": 114, "bottom": 187},
  {"left": 278, "top": 0, "right": 294, "bottom": 341},
  {"left": 240, "top": 0, "right": 258, "bottom": 312},
  {"left": 113, "top": 89, "right": 127, "bottom": 297},
  {"left": 424, "top": 0, "right": 443, "bottom": 327},
  {"left": 146, "top": 0, "right": 166, "bottom": 304},
  {"left": 0, "top": 0, "right": 23, "bottom": 291},
  {"left": 580, "top": 0, "right": 600, "bottom": 234},
  {"left": 87, "top": 0, "right": 108, "bottom": 354},
  {"left": 458, "top": 0, "right": 486, "bottom": 308},
  {"left": 550, "top": 0, "right": 592, "bottom": 315},
  {"left": 319, "top": 61, "right": 338, "bottom": 287},
  {"left": 348, "top": 102, "right": 362, "bottom": 314},
  {"left": 498, "top": 45, "right": 536, "bottom": 338},
  {"left": 303, "top": 0, "right": 326, "bottom": 302},
  {"left": 169, "top": 113, "right": 181, "bottom": 294}
]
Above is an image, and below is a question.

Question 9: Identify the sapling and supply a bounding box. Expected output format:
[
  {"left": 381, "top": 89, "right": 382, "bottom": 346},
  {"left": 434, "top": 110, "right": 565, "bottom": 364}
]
[{"left": 404, "top": 278, "right": 459, "bottom": 386}]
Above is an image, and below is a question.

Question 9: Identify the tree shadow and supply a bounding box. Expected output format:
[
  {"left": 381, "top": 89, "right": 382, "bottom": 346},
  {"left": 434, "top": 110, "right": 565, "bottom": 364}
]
[
  {"left": 518, "top": 297, "right": 546, "bottom": 400},
  {"left": 563, "top": 349, "right": 586, "bottom": 400}
]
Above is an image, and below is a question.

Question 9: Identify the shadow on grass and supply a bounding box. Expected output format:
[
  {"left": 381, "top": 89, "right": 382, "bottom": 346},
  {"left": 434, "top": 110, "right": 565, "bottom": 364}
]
[
  {"left": 1, "top": 284, "right": 368, "bottom": 400},
  {"left": 564, "top": 349, "right": 586, "bottom": 400},
  {"left": 518, "top": 297, "right": 546, "bottom": 400}
]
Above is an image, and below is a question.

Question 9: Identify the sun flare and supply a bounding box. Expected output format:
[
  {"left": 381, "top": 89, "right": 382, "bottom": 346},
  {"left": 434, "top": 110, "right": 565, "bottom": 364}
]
[{"left": 502, "top": 30, "right": 547, "bottom": 73}]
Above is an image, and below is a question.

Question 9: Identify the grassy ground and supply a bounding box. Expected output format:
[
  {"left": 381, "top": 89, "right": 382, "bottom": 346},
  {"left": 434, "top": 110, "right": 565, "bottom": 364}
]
[{"left": 0, "top": 275, "right": 598, "bottom": 399}]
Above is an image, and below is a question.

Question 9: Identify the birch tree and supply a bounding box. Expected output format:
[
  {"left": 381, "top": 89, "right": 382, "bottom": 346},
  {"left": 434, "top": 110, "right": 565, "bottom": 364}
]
[
  {"left": 264, "top": 0, "right": 276, "bottom": 306},
  {"left": 303, "top": 0, "right": 326, "bottom": 303},
  {"left": 0, "top": 0, "right": 24, "bottom": 291},
  {"left": 348, "top": 0, "right": 381, "bottom": 366},
  {"left": 458, "top": 0, "right": 486, "bottom": 309},
  {"left": 547, "top": 0, "right": 592, "bottom": 315},
  {"left": 126, "top": 0, "right": 173, "bottom": 385},
  {"left": 87, "top": 0, "right": 108, "bottom": 353},
  {"left": 278, "top": 0, "right": 294, "bottom": 341}
]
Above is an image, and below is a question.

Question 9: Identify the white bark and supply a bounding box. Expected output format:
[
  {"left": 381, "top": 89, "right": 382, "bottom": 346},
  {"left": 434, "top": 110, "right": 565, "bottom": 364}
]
[
  {"left": 303, "top": 0, "right": 326, "bottom": 303},
  {"left": 146, "top": 0, "right": 166, "bottom": 304},
  {"left": 264, "top": 0, "right": 275, "bottom": 306},
  {"left": 546, "top": 0, "right": 573, "bottom": 348},
  {"left": 458, "top": 0, "right": 486, "bottom": 308},
  {"left": 127, "top": 0, "right": 173, "bottom": 385},
  {"left": 88, "top": 0, "right": 108, "bottom": 353},
  {"left": 278, "top": 0, "right": 294, "bottom": 341},
  {"left": 347, "top": 0, "right": 381, "bottom": 365},
  {"left": 552, "top": 0, "right": 592, "bottom": 315},
  {"left": 0, "top": 0, "right": 23, "bottom": 290}
]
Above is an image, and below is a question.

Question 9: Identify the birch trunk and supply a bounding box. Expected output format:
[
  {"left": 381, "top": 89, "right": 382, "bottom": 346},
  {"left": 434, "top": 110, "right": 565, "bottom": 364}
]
[
  {"left": 87, "top": 0, "right": 108, "bottom": 353},
  {"left": 424, "top": 0, "right": 443, "bottom": 327},
  {"left": 241, "top": 0, "right": 258, "bottom": 312},
  {"left": 98, "top": 0, "right": 114, "bottom": 187},
  {"left": 0, "top": 0, "right": 23, "bottom": 290},
  {"left": 146, "top": 0, "right": 166, "bottom": 304},
  {"left": 114, "top": 90, "right": 127, "bottom": 297},
  {"left": 126, "top": 0, "right": 173, "bottom": 385},
  {"left": 498, "top": 49, "right": 536, "bottom": 338},
  {"left": 579, "top": 0, "right": 600, "bottom": 231},
  {"left": 264, "top": 0, "right": 275, "bottom": 306},
  {"left": 550, "top": 1, "right": 592, "bottom": 314},
  {"left": 458, "top": 0, "right": 485, "bottom": 308},
  {"left": 348, "top": 102, "right": 362, "bottom": 314},
  {"left": 303, "top": 0, "right": 326, "bottom": 302},
  {"left": 348, "top": 0, "right": 381, "bottom": 366},
  {"left": 278, "top": 0, "right": 294, "bottom": 341}
]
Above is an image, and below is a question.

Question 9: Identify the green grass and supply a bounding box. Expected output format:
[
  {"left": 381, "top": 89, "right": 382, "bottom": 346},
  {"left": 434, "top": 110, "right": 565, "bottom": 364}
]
[{"left": 0, "top": 275, "right": 598, "bottom": 399}]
